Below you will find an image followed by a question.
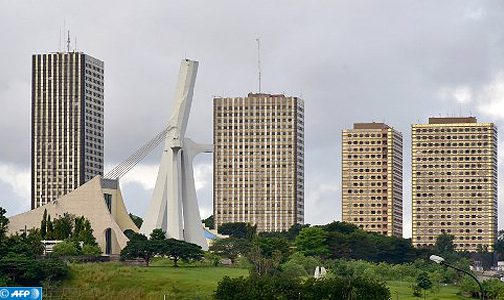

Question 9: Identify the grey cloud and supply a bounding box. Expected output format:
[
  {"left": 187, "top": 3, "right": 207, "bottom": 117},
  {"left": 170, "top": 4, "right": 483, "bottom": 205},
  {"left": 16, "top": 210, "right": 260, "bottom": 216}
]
[{"left": 1, "top": 1, "right": 504, "bottom": 237}]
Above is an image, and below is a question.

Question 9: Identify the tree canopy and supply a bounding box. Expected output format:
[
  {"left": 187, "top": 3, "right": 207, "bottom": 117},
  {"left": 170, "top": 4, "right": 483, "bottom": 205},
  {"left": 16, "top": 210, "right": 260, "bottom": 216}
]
[{"left": 295, "top": 226, "right": 330, "bottom": 257}]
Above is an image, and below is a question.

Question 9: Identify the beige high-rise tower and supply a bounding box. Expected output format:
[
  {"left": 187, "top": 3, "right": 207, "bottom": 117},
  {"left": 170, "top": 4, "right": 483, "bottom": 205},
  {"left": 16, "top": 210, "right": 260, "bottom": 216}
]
[
  {"left": 213, "top": 93, "right": 304, "bottom": 232},
  {"left": 32, "top": 52, "right": 104, "bottom": 209},
  {"left": 342, "top": 123, "right": 403, "bottom": 237},
  {"left": 412, "top": 117, "right": 497, "bottom": 252}
]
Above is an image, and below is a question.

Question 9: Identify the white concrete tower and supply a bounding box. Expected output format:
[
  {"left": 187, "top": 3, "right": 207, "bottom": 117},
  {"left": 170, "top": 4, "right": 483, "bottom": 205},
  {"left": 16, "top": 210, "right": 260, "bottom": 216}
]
[{"left": 140, "top": 59, "right": 210, "bottom": 250}]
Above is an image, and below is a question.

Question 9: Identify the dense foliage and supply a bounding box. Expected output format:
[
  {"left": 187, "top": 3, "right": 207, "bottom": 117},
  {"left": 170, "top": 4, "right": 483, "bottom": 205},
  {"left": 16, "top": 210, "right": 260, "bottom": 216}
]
[
  {"left": 0, "top": 207, "right": 69, "bottom": 286},
  {"left": 217, "top": 222, "right": 257, "bottom": 240},
  {"left": 202, "top": 215, "right": 215, "bottom": 229},
  {"left": 129, "top": 213, "right": 143, "bottom": 228},
  {"left": 120, "top": 229, "right": 204, "bottom": 266},
  {"left": 214, "top": 274, "right": 391, "bottom": 300}
]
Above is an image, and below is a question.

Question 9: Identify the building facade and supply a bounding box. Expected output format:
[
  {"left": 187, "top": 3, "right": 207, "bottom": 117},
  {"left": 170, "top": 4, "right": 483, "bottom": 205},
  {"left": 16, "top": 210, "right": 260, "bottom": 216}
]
[
  {"left": 412, "top": 117, "right": 497, "bottom": 252},
  {"left": 32, "top": 52, "right": 104, "bottom": 209},
  {"left": 213, "top": 93, "right": 304, "bottom": 232},
  {"left": 342, "top": 123, "right": 403, "bottom": 237}
]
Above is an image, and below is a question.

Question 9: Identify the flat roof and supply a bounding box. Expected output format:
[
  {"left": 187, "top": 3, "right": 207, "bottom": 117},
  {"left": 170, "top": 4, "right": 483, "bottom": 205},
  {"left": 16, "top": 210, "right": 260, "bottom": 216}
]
[
  {"left": 428, "top": 117, "right": 477, "bottom": 124},
  {"left": 353, "top": 122, "right": 390, "bottom": 129}
]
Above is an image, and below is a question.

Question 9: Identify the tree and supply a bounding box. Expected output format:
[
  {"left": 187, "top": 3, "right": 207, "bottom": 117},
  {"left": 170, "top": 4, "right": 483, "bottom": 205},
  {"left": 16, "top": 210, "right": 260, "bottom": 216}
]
[
  {"left": 0, "top": 207, "right": 9, "bottom": 243},
  {"left": 3, "top": 230, "right": 44, "bottom": 257},
  {"left": 52, "top": 213, "right": 74, "bottom": 240},
  {"left": 253, "top": 237, "right": 290, "bottom": 262},
  {"left": 129, "top": 213, "right": 143, "bottom": 228},
  {"left": 46, "top": 215, "right": 54, "bottom": 239},
  {"left": 203, "top": 215, "right": 215, "bottom": 229},
  {"left": 149, "top": 228, "right": 166, "bottom": 240},
  {"left": 209, "top": 237, "right": 250, "bottom": 263},
  {"left": 434, "top": 233, "right": 455, "bottom": 255},
  {"left": 324, "top": 221, "right": 359, "bottom": 234},
  {"left": 125, "top": 230, "right": 147, "bottom": 242},
  {"left": 286, "top": 223, "right": 309, "bottom": 240},
  {"left": 295, "top": 226, "right": 330, "bottom": 257},
  {"left": 247, "top": 246, "right": 283, "bottom": 277},
  {"left": 72, "top": 217, "right": 96, "bottom": 246},
  {"left": 245, "top": 223, "right": 257, "bottom": 241},
  {"left": 218, "top": 222, "right": 249, "bottom": 239},
  {"left": 120, "top": 240, "right": 156, "bottom": 266},
  {"left": 40, "top": 209, "right": 47, "bottom": 239},
  {"left": 417, "top": 272, "right": 432, "bottom": 290},
  {"left": 414, "top": 271, "right": 432, "bottom": 298},
  {"left": 160, "top": 239, "right": 204, "bottom": 267}
]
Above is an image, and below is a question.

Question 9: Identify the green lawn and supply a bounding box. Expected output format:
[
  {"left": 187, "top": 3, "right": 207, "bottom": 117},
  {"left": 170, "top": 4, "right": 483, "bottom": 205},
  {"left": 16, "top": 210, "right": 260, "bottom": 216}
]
[
  {"left": 387, "top": 281, "right": 475, "bottom": 300},
  {"left": 45, "top": 261, "right": 478, "bottom": 300},
  {"left": 46, "top": 261, "right": 248, "bottom": 300}
]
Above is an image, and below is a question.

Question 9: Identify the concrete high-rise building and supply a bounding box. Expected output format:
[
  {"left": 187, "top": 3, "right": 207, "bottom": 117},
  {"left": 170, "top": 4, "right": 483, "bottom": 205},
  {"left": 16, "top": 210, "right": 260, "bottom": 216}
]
[
  {"left": 213, "top": 93, "right": 304, "bottom": 232},
  {"left": 342, "top": 123, "right": 403, "bottom": 237},
  {"left": 412, "top": 117, "right": 497, "bottom": 252},
  {"left": 32, "top": 52, "right": 104, "bottom": 209}
]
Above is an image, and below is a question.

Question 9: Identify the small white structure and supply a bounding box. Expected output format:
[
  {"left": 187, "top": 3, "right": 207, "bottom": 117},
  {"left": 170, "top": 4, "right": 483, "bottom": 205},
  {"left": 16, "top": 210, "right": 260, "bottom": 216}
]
[
  {"left": 320, "top": 266, "right": 327, "bottom": 277},
  {"left": 314, "top": 266, "right": 327, "bottom": 279},
  {"left": 140, "top": 59, "right": 210, "bottom": 250},
  {"left": 42, "top": 240, "right": 84, "bottom": 255},
  {"left": 497, "top": 261, "right": 504, "bottom": 272}
]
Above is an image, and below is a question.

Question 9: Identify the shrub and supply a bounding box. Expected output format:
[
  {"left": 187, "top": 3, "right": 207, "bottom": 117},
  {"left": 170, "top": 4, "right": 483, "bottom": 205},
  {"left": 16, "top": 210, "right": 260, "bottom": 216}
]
[
  {"left": 281, "top": 261, "right": 308, "bottom": 278},
  {"left": 52, "top": 240, "right": 80, "bottom": 256},
  {"left": 82, "top": 244, "right": 102, "bottom": 256},
  {"left": 0, "top": 253, "right": 68, "bottom": 286},
  {"left": 214, "top": 273, "right": 391, "bottom": 300}
]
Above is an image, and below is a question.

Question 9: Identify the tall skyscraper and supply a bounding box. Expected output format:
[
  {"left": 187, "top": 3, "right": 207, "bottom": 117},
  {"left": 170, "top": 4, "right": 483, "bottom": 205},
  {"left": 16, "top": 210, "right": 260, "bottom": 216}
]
[
  {"left": 412, "top": 117, "right": 497, "bottom": 251},
  {"left": 213, "top": 93, "right": 304, "bottom": 232},
  {"left": 32, "top": 52, "right": 104, "bottom": 209},
  {"left": 341, "top": 123, "right": 403, "bottom": 237}
]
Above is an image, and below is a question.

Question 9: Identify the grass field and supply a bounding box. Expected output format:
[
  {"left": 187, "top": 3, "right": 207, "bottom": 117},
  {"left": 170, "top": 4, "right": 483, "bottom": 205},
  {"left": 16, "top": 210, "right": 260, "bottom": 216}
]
[
  {"left": 46, "top": 261, "right": 477, "bottom": 300},
  {"left": 387, "top": 281, "right": 475, "bottom": 300},
  {"left": 47, "top": 261, "right": 248, "bottom": 300}
]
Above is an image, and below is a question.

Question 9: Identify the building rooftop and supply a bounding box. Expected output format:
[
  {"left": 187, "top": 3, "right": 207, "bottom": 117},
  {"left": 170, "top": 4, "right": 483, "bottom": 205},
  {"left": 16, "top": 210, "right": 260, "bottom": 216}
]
[
  {"left": 428, "top": 117, "right": 477, "bottom": 124},
  {"left": 247, "top": 93, "right": 287, "bottom": 98},
  {"left": 353, "top": 122, "right": 390, "bottom": 130}
]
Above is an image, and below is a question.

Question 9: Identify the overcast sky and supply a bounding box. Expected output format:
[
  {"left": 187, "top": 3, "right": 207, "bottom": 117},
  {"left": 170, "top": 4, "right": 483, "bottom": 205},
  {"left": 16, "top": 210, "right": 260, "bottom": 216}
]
[{"left": 1, "top": 1, "right": 504, "bottom": 238}]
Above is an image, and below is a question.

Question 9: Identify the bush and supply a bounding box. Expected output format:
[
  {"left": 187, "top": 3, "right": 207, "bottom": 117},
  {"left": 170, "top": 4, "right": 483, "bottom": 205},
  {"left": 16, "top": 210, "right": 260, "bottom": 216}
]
[
  {"left": 281, "top": 261, "right": 308, "bottom": 278},
  {"left": 52, "top": 240, "right": 80, "bottom": 256},
  {"left": 82, "top": 244, "right": 102, "bottom": 256},
  {"left": 214, "top": 274, "right": 391, "bottom": 300},
  {"left": 283, "top": 252, "right": 321, "bottom": 276},
  {"left": 0, "top": 253, "right": 68, "bottom": 286}
]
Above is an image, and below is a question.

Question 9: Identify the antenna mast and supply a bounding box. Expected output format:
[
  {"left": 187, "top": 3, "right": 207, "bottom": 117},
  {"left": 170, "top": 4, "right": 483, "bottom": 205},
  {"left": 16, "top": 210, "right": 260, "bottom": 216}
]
[
  {"left": 256, "top": 38, "right": 262, "bottom": 93},
  {"left": 67, "top": 30, "right": 71, "bottom": 52}
]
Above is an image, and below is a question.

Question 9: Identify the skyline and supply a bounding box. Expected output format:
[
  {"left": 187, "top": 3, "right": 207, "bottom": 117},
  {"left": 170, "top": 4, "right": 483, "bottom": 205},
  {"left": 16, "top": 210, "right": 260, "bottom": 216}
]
[{"left": 1, "top": 1, "right": 504, "bottom": 239}]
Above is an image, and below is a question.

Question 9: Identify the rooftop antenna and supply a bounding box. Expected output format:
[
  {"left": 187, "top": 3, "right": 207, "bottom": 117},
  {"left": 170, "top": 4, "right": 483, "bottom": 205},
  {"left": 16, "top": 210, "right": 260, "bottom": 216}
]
[
  {"left": 256, "top": 38, "right": 262, "bottom": 93},
  {"left": 74, "top": 37, "right": 78, "bottom": 52},
  {"left": 66, "top": 30, "right": 71, "bottom": 53}
]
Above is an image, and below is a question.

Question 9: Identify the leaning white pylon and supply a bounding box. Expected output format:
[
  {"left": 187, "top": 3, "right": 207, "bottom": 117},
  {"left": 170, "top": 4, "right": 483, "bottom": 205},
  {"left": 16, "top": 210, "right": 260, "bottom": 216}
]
[{"left": 140, "top": 59, "right": 210, "bottom": 250}]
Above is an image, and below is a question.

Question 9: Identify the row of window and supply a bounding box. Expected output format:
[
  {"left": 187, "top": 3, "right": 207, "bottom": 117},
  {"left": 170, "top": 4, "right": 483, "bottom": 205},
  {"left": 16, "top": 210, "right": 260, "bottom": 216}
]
[
  {"left": 415, "top": 127, "right": 490, "bottom": 133},
  {"left": 345, "top": 140, "right": 386, "bottom": 145},
  {"left": 415, "top": 142, "right": 490, "bottom": 147}
]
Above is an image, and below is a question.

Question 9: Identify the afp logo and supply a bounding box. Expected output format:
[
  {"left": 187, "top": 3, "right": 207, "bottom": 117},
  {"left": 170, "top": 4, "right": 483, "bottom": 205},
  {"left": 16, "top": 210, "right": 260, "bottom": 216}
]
[{"left": 0, "top": 288, "right": 42, "bottom": 300}]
